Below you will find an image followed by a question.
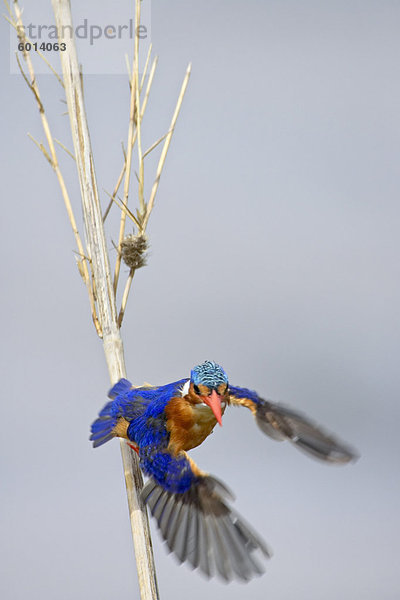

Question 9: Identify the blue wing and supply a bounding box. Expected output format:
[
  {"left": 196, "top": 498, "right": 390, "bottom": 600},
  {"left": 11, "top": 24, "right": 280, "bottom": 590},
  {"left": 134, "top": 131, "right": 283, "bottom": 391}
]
[
  {"left": 229, "top": 385, "right": 357, "bottom": 463},
  {"left": 91, "top": 378, "right": 270, "bottom": 580},
  {"left": 90, "top": 378, "right": 187, "bottom": 448},
  {"left": 128, "top": 383, "right": 271, "bottom": 581}
]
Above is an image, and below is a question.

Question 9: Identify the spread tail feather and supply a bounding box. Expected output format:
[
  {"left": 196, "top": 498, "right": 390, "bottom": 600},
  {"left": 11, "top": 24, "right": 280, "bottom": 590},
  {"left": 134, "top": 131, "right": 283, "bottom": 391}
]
[
  {"left": 90, "top": 401, "right": 117, "bottom": 447},
  {"left": 90, "top": 379, "right": 133, "bottom": 448}
]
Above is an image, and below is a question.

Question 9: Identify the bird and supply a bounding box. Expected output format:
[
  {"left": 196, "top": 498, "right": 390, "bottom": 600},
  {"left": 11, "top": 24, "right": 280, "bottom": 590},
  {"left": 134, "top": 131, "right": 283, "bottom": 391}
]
[{"left": 90, "top": 360, "right": 357, "bottom": 582}]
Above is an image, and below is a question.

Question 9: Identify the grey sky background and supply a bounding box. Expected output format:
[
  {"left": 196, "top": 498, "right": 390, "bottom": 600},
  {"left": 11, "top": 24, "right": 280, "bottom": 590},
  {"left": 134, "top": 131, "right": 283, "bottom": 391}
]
[{"left": 1, "top": 1, "right": 400, "bottom": 599}]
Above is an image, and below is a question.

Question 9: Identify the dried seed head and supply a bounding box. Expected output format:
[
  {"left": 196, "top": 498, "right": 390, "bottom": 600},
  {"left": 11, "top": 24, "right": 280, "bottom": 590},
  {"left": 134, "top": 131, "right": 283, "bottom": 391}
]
[{"left": 120, "top": 233, "right": 148, "bottom": 270}]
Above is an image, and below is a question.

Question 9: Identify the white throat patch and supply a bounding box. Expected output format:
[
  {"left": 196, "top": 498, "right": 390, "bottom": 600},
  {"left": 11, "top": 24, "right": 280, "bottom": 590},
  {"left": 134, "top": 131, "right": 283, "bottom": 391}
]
[{"left": 180, "top": 380, "right": 190, "bottom": 397}]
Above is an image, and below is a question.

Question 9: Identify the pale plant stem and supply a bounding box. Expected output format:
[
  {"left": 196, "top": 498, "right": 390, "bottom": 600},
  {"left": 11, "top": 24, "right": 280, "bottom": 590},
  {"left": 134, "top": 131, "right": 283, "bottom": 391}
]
[
  {"left": 143, "top": 130, "right": 171, "bottom": 160},
  {"left": 54, "top": 138, "right": 75, "bottom": 161},
  {"left": 106, "top": 194, "right": 141, "bottom": 229},
  {"left": 118, "top": 269, "right": 135, "bottom": 327},
  {"left": 10, "top": 0, "right": 189, "bottom": 595},
  {"left": 117, "top": 60, "right": 188, "bottom": 325},
  {"left": 50, "top": 1, "right": 159, "bottom": 598},
  {"left": 114, "top": 0, "right": 141, "bottom": 294},
  {"left": 141, "top": 57, "right": 158, "bottom": 117},
  {"left": 135, "top": 68, "right": 145, "bottom": 215},
  {"left": 5, "top": 8, "right": 64, "bottom": 87},
  {"left": 142, "top": 64, "right": 192, "bottom": 231},
  {"left": 103, "top": 161, "right": 126, "bottom": 222},
  {"left": 9, "top": 0, "right": 101, "bottom": 335},
  {"left": 104, "top": 55, "right": 158, "bottom": 227},
  {"left": 113, "top": 77, "right": 137, "bottom": 293},
  {"left": 140, "top": 43, "right": 153, "bottom": 92},
  {"left": 135, "top": 0, "right": 144, "bottom": 218}
]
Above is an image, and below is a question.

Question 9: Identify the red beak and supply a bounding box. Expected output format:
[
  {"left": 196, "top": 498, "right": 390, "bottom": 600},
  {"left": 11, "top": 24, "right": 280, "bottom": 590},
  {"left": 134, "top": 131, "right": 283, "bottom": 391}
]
[{"left": 202, "top": 390, "right": 223, "bottom": 426}]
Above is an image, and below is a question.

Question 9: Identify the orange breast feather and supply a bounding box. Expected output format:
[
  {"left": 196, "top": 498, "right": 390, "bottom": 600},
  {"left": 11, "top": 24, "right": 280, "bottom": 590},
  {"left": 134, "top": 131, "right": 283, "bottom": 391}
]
[{"left": 165, "top": 396, "right": 218, "bottom": 454}]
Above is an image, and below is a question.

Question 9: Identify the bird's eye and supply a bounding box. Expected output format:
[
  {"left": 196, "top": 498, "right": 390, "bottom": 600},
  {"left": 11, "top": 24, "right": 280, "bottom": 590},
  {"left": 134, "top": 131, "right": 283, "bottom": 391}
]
[
  {"left": 193, "top": 384, "right": 200, "bottom": 395},
  {"left": 224, "top": 384, "right": 229, "bottom": 394}
]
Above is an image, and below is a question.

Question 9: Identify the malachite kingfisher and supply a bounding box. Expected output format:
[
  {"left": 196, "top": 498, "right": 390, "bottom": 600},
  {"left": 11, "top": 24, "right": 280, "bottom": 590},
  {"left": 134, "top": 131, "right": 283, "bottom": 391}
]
[{"left": 90, "top": 360, "right": 357, "bottom": 582}]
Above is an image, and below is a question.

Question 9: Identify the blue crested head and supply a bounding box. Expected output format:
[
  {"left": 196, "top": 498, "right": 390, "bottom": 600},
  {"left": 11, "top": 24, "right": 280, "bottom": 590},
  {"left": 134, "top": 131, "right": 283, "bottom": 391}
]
[{"left": 191, "top": 361, "right": 229, "bottom": 390}]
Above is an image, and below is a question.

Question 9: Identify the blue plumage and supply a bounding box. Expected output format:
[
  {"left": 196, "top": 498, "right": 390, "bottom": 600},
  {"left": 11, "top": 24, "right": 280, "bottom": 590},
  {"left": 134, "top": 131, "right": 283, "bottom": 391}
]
[
  {"left": 90, "top": 378, "right": 187, "bottom": 449},
  {"left": 191, "top": 360, "right": 228, "bottom": 388},
  {"left": 229, "top": 384, "right": 262, "bottom": 405},
  {"left": 108, "top": 377, "right": 132, "bottom": 399},
  {"left": 91, "top": 376, "right": 196, "bottom": 492},
  {"left": 90, "top": 361, "right": 357, "bottom": 582},
  {"left": 139, "top": 447, "right": 196, "bottom": 493},
  {"left": 121, "top": 379, "right": 196, "bottom": 492},
  {"left": 90, "top": 400, "right": 118, "bottom": 447},
  {"left": 90, "top": 378, "right": 193, "bottom": 490},
  {"left": 124, "top": 379, "right": 186, "bottom": 444},
  {"left": 90, "top": 414, "right": 116, "bottom": 447}
]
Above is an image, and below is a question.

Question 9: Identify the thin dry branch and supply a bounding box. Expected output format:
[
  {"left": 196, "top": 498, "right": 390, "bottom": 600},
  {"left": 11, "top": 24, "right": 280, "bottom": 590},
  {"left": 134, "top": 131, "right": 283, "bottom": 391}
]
[
  {"left": 115, "top": 61, "right": 190, "bottom": 325},
  {"left": 142, "top": 130, "right": 171, "bottom": 160},
  {"left": 104, "top": 54, "right": 158, "bottom": 226},
  {"left": 104, "top": 191, "right": 141, "bottom": 229},
  {"left": 103, "top": 162, "right": 126, "bottom": 222},
  {"left": 8, "top": 0, "right": 101, "bottom": 336},
  {"left": 54, "top": 138, "right": 75, "bottom": 161},
  {"left": 5, "top": 8, "right": 64, "bottom": 87},
  {"left": 50, "top": 2, "right": 159, "bottom": 599},
  {"left": 115, "top": 59, "right": 189, "bottom": 325},
  {"left": 10, "top": 1, "right": 190, "bottom": 596},
  {"left": 140, "top": 43, "right": 153, "bottom": 92},
  {"left": 142, "top": 64, "right": 191, "bottom": 231},
  {"left": 140, "top": 57, "right": 158, "bottom": 119},
  {"left": 135, "top": 65, "right": 145, "bottom": 215},
  {"left": 118, "top": 268, "right": 135, "bottom": 327},
  {"left": 113, "top": 0, "right": 140, "bottom": 294},
  {"left": 27, "top": 133, "right": 52, "bottom": 165}
]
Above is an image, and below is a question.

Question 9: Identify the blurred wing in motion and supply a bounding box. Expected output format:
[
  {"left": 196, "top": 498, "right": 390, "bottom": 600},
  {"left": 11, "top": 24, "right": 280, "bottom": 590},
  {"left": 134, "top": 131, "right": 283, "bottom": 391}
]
[
  {"left": 229, "top": 386, "right": 358, "bottom": 464},
  {"left": 142, "top": 473, "right": 271, "bottom": 582}
]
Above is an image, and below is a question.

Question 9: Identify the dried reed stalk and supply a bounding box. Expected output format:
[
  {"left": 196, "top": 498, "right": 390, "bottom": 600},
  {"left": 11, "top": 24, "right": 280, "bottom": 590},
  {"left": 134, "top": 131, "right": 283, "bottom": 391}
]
[
  {"left": 6, "top": 0, "right": 101, "bottom": 335},
  {"left": 50, "top": 2, "right": 159, "bottom": 598},
  {"left": 9, "top": 0, "right": 191, "bottom": 596}
]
